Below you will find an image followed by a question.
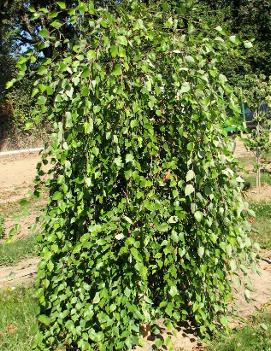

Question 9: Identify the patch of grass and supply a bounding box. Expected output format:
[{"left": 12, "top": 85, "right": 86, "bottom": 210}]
[
  {"left": 244, "top": 173, "right": 271, "bottom": 187},
  {"left": 208, "top": 307, "right": 271, "bottom": 351},
  {"left": 0, "top": 287, "right": 38, "bottom": 351},
  {"left": 249, "top": 202, "right": 271, "bottom": 249},
  {"left": 251, "top": 202, "right": 271, "bottom": 218},
  {"left": 0, "top": 235, "right": 39, "bottom": 266}
]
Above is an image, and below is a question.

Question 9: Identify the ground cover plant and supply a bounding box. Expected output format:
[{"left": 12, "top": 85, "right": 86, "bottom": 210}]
[{"left": 14, "top": 1, "right": 257, "bottom": 350}]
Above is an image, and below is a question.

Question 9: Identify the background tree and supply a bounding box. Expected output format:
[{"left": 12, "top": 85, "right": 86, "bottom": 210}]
[{"left": 242, "top": 76, "right": 271, "bottom": 191}]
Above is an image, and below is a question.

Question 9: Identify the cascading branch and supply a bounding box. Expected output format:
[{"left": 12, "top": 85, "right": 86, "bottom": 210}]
[{"left": 16, "top": 1, "right": 256, "bottom": 350}]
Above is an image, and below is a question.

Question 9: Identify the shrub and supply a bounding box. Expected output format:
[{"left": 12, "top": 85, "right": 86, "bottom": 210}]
[{"left": 17, "top": 2, "right": 255, "bottom": 350}]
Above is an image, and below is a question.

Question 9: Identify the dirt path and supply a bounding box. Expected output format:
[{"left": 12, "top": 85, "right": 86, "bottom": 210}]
[
  {"left": 0, "top": 257, "right": 39, "bottom": 288},
  {"left": 245, "top": 184, "right": 271, "bottom": 202},
  {"left": 0, "top": 153, "right": 40, "bottom": 205},
  {"left": 234, "top": 139, "right": 252, "bottom": 159},
  {"left": 233, "top": 256, "right": 271, "bottom": 318}
]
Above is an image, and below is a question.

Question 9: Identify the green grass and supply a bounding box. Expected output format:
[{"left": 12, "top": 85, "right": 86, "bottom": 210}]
[
  {"left": 243, "top": 173, "right": 271, "bottom": 187},
  {"left": 208, "top": 307, "right": 271, "bottom": 351},
  {"left": 0, "top": 288, "right": 38, "bottom": 351},
  {"left": 249, "top": 202, "right": 271, "bottom": 249},
  {"left": 0, "top": 235, "right": 39, "bottom": 266}
]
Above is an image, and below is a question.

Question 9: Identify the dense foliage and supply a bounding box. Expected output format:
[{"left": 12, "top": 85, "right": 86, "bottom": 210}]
[
  {"left": 197, "top": 0, "right": 271, "bottom": 77},
  {"left": 1, "top": 0, "right": 271, "bottom": 142},
  {"left": 13, "top": 1, "right": 257, "bottom": 350}
]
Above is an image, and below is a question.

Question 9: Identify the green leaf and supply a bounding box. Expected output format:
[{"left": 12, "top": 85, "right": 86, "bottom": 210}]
[
  {"left": 40, "top": 28, "right": 49, "bottom": 38},
  {"left": 110, "top": 45, "right": 118, "bottom": 58},
  {"left": 93, "top": 293, "right": 100, "bottom": 304},
  {"left": 186, "top": 170, "right": 195, "bottom": 182},
  {"left": 112, "top": 64, "right": 122, "bottom": 76},
  {"left": 6, "top": 79, "right": 16, "bottom": 89},
  {"left": 56, "top": 1, "right": 66, "bottom": 9},
  {"left": 37, "top": 95, "right": 46, "bottom": 105},
  {"left": 25, "top": 122, "right": 33, "bottom": 130},
  {"left": 119, "top": 47, "right": 126, "bottom": 58},
  {"left": 244, "top": 41, "right": 253, "bottom": 49},
  {"left": 52, "top": 191, "right": 62, "bottom": 200},
  {"left": 185, "top": 184, "right": 194, "bottom": 196},
  {"left": 229, "top": 35, "right": 238, "bottom": 44},
  {"left": 169, "top": 286, "right": 178, "bottom": 297},
  {"left": 220, "top": 316, "right": 228, "bottom": 327},
  {"left": 184, "top": 55, "right": 195, "bottom": 64},
  {"left": 88, "top": 1, "right": 95, "bottom": 14},
  {"left": 87, "top": 50, "right": 96, "bottom": 60},
  {"left": 51, "top": 20, "right": 63, "bottom": 29},
  {"left": 38, "top": 315, "right": 51, "bottom": 326},
  {"left": 157, "top": 223, "right": 170, "bottom": 232},
  {"left": 48, "top": 261, "right": 54, "bottom": 272},
  {"left": 125, "top": 154, "right": 134, "bottom": 163},
  {"left": 114, "top": 157, "right": 122, "bottom": 167},
  {"left": 116, "top": 36, "right": 127, "bottom": 46},
  {"left": 194, "top": 211, "right": 203, "bottom": 222},
  {"left": 180, "top": 82, "right": 190, "bottom": 94},
  {"left": 198, "top": 246, "right": 204, "bottom": 258},
  {"left": 123, "top": 215, "right": 133, "bottom": 224},
  {"left": 84, "top": 119, "right": 93, "bottom": 134}
]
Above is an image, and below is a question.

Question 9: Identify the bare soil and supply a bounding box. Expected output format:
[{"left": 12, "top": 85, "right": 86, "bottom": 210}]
[
  {"left": 0, "top": 257, "right": 39, "bottom": 288},
  {"left": 0, "top": 152, "right": 45, "bottom": 240},
  {"left": 245, "top": 184, "right": 271, "bottom": 202},
  {"left": 233, "top": 256, "right": 271, "bottom": 319},
  {"left": 234, "top": 139, "right": 253, "bottom": 159},
  {"left": 3, "top": 213, "right": 39, "bottom": 240},
  {"left": 0, "top": 153, "right": 40, "bottom": 205}
]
